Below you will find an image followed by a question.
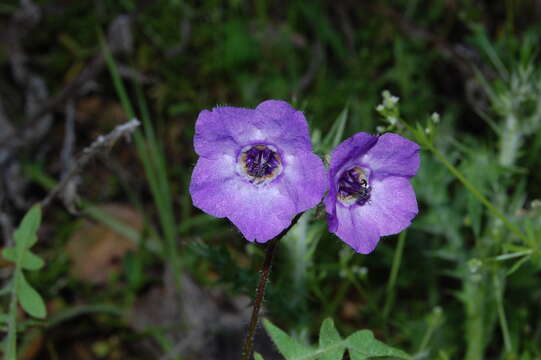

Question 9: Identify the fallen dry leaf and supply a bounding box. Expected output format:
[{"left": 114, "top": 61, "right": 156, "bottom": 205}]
[{"left": 67, "top": 204, "right": 141, "bottom": 284}]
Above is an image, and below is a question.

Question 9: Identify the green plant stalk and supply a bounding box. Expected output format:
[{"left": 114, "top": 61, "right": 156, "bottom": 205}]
[
  {"left": 383, "top": 230, "right": 407, "bottom": 320},
  {"left": 421, "top": 138, "right": 527, "bottom": 244},
  {"left": 418, "top": 316, "right": 438, "bottom": 354},
  {"left": 464, "top": 279, "right": 485, "bottom": 360},
  {"left": 399, "top": 120, "right": 526, "bottom": 243},
  {"left": 493, "top": 275, "right": 512, "bottom": 354},
  {"left": 498, "top": 113, "right": 521, "bottom": 167},
  {"left": 6, "top": 274, "right": 18, "bottom": 360},
  {"left": 100, "top": 34, "right": 182, "bottom": 285},
  {"left": 6, "top": 244, "right": 31, "bottom": 358}
]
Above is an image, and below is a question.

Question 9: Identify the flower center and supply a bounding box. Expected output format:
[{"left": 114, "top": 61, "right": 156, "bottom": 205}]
[
  {"left": 237, "top": 144, "right": 283, "bottom": 185},
  {"left": 337, "top": 167, "right": 371, "bottom": 205}
]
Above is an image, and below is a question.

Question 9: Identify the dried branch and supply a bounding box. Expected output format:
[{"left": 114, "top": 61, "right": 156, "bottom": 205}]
[{"left": 41, "top": 119, "right": 141, "bottom": 210}]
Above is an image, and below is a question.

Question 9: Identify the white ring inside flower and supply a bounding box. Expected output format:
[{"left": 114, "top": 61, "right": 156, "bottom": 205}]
[{"left": 236, "top": 144, "right": 283, "bottom": 185}]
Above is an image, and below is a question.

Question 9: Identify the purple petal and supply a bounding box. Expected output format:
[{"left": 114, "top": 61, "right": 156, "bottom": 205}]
[
  {"left": 278, "top": 150, "right": 328, "bottom": 212},
  {"left": 362, "top": 176, "right": 418, "bottom": 236},
  {"left": 362, "top": 133, "right": 420, "bottom": 178},
  {"left": 253, "top": 100, "right": 313, "bottom": 153},
  {"left": 325, "top": 133, "right": 377, "bottom": 232},
  {"left": 226, "top": 184, "right": 297, "bottom": 243},
  {"left": 189, "top": 155, "right": 238, "bottom": 217},
  {"left": 194, "top": 107, "right": 259, "bottom": 159},
  {"left": 333, "top": 204, "right": 381, "bottom": 254},
  {"left": 190, "top": 155, "right": 301, "bottom": 243},
  {"left": 329, "top": 176, "right": 417, "bottom": 253},
  {"left": 328, "top": 133, "right": 378, "bottom": 178}
]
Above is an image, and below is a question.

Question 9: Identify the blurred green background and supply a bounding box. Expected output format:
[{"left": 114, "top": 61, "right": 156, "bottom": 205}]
[{"left": 1, "top": 0, "right": 541, "bottom": 359}]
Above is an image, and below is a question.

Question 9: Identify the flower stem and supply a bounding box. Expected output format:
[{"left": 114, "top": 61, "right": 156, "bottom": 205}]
[
  {"left": 241, "top": 213, "right": 303, "bottom": 360},
  {"left": 383, "top": 230, "right": 407, "bottom": 320}
]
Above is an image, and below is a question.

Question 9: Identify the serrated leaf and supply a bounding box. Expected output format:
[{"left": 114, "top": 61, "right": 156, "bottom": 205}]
[
  {"left": 16, "top": 272, "right": 46, "bottom": 319},
  {"left": 2, "top": 247, "right": 16, "bottom": 263},
  {"left": 319, "top": 318, "right": 344, "bottom": 360},
  {"left": 254, "top": 352, "right": 264, "bottom": 360},
  {"left": 347, "top": 330, "right": 410, "bottom": 360},
  {"left": 263, "top": 319, "right": 312, "bottom": 360},
  {"left": 20, "top": 251, "right": 45, "bottom": 271},
  {"left": 14, "top": 205, "right": 42, "bottom": 251}
]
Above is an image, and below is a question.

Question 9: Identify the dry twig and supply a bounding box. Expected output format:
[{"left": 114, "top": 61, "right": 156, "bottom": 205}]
[{"left": 41, "top": 119, "right": 141, "bottom": 210}]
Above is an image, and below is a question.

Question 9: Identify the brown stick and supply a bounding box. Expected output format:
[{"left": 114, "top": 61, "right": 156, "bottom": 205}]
[
  {"left": 241, "top": 213, "right": 303, "bottom": 360},
  {"left": 40, "top": 118, "right": 140, "bottom": 209}
]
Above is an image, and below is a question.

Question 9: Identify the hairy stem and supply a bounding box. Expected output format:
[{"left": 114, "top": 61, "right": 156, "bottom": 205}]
[{"left": 241, "top": 213, "right": 303, "bottom": 360}]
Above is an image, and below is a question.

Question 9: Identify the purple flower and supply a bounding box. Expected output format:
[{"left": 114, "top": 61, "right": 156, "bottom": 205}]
[
  {"left": 324, "top": 133, "right": 420, "bottom": 254},
  {"left": 190, "top": 100, "right": 327, "bottom": 243}
]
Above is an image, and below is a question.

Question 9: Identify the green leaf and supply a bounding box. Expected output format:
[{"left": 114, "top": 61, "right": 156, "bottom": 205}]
[
  {"left": 20, "top": 251, "right": 45, "bottom": 271},
  {"left": 319, "top": 318, "right": 344, "bottom": 360},
  {"left": 321, "top": 105, "right": 349, "bottom": 152},
  {"left": 3, "top": 246, "right": 44, "bottom": 270},
  {"left": 14, "top": 205, "right": 42, "bottom": 251},
  {"left": 16, "top": 272, "right": 46, "bottom": 319},
  {"left": 262, "top": 319, "right": 312, "bottom": 360},
  {"left": 254, "top": 353, "right": 264, "bottom": 360},
  {"left": 2, "top": 247, "right": 16, "bottom": 263},
  {"left": 346, "top": 330, "right": 411, "bottom": 360},
  {"left": 0, "top": 313, "right": 9, "bottom": 323}
]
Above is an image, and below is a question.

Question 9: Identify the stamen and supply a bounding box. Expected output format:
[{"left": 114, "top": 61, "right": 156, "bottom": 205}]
[
  {"left": 238, "top": 144, "right": 283, "bottom": 185},
  {"left": 337, "top": 167, "right": 371, "bottom": 205}
]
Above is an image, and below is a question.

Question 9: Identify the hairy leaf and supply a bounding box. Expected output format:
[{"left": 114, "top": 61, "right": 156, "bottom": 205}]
[
  {"left": 347, "top": 330, "right": 410, "bottom": 360},
  {"left": 263, "top": 319, "right": 312, "bottom": 359},
  {"left": 319, "top": 318, "right": 344, "bottom": 360}
]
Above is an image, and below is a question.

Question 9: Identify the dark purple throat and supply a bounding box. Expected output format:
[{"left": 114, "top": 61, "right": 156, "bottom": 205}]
[
  {"left": 338, "top": 167, "right": 371, "bottom": 205},
  {"left": 239, "top": 145, "right": 282, "bottom": 185}
]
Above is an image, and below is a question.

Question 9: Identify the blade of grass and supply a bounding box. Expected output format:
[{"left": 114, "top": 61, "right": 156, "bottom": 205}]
[{"left": 99, "top": 31, "right": 182, "bottom": 286}]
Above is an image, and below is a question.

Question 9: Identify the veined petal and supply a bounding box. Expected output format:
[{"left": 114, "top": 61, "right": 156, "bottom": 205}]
[
  {"left": 253, "top": 100, "right": 313, "bottom": 154},
  {"left": 362, "top": 132, "right": 420, "bottom": 178},
  {"left": 227, "top": 184, "right": 297, "bottom": 243},
  {"left": 189, "top": 155, "right": 238, "bottom": 218},
  {"left": 278, "top": 150, "right": 327, "bottom": 213},
  {"left": 360, "top": 176, "right": 418, "bottom": 236},
  {"left": 194, "top": 107, "right": 261, "bottom": 159},
  {"left": 333, "top": 204, "right": 381, "bottom": 254},
  {"left": 329, "top": 133, "right": 378, "bottom": 178}
]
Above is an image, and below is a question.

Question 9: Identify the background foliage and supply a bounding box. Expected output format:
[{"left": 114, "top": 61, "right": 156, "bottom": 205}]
[{"left": 1, "top": 0, "right": 541, "bottom": 359}]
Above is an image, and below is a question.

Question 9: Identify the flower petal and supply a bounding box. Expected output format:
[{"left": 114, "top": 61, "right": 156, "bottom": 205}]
[
  {"left": 253, "top": 100, "right": 313, "bottom": 153},
  {"left": 278, "top": 150, "right": 328, "bottom": 212},
  {"left": 227, "top": 184, "right": 296, "bottom": 243},
  {"left": 329, "top": 132, "right": 378, "bottom": 178},
  {"left": 325, "top": 132, "right": 378, "bottom": 232},
  {"left": 333, "top": 204, "right": 381, "bottom": 254},
  {"left": 350, "top": 176, "right": 418, "bottom": 237},
  {"left": 194, "top": 106, "right": 261, "bottom": 159},
  {"left": 189, "top": 155, "right": 299, "bottom": 243},
  {"left": 189, "top": 155, "right": 238, "bottom": 217},
  {"left": 362, "top": 133, "right": 420, "bottom": 178}
]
